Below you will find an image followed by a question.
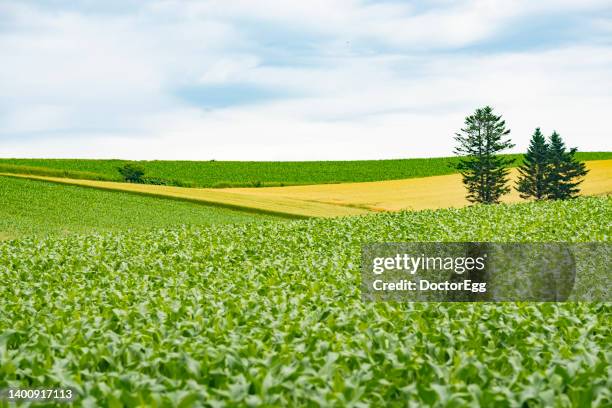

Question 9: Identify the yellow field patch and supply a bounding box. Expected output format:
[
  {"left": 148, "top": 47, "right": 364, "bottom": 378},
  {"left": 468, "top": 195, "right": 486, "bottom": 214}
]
[
  {"left": 2, "top": 159, "right": 610, "bottom": 218},
  {"left": 225, "top": 160, "right": 612, "bottom": 212},
  {"left": 0, "top": 232, "right": 17, "bottom": 241}
]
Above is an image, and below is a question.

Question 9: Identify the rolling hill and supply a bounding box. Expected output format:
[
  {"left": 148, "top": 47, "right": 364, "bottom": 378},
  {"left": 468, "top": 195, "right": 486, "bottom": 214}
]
[
  {"left": 0, "top": 176, "right": 282, "bottom": 240},
  {"left": 1, "top": 152, "right": 610, "bottom": 188},
  {"left": 3, "top": 159, "right": 610, "bottom": 219}
]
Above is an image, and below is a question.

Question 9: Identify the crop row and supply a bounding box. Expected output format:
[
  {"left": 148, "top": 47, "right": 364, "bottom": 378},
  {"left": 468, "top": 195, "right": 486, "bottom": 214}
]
[
  {"left": 0, "top": 196, "right": 610, "bottom": 406},
  {"left": 0, "top": 176, "right": 282, "bottom": 240}
]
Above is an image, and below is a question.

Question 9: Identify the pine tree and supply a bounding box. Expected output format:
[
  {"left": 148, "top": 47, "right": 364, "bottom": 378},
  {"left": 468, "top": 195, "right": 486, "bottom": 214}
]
[
  {"left": 516, "top": 128, "right": 549, "bottom": 200},
  {"left": 454, "top": 106, "right": 515, "bottom": 204},
  {"left": 545, "top": 132, "right": 588, "bottom": 200}
]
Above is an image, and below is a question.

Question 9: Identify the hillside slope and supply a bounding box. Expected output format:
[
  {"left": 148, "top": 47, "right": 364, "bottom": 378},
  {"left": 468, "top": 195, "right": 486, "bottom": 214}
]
[
  {"left": 3, "top": 159, "right": 610, "bottom": 218},
  {"left": 1, "top": 196, "right": 609, "bottom": 406},
  {"left": 0, "top": 176, "right": 282, "bottom": 240},
  {"left": 1, "top": 152, "right": 610, "bottom": 187},
  {"left": 228, "top": 159, "right": 612, "bottom": 212}
]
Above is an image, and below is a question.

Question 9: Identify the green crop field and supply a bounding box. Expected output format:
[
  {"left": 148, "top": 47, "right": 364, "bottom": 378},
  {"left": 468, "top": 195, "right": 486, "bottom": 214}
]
[
  {"left": 1, "top": 152, "right": 611, "bottom": 188},
  {"left": 1, "top": 195, "right": 610, "bottom": 406},
  {"left": 0, "top": 176, "right": 282, "bottom": 240}
]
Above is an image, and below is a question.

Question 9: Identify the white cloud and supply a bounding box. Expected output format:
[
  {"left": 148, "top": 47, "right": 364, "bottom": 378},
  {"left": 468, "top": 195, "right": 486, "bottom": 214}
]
[{"left": 0, "top": 0, "right": 611, "bottom": 159}]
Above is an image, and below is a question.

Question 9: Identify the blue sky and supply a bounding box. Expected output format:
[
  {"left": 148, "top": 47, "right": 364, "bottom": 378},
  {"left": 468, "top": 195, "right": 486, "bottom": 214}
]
[{"left": 0, "top": 0, "right": 611, "bottom": 160}]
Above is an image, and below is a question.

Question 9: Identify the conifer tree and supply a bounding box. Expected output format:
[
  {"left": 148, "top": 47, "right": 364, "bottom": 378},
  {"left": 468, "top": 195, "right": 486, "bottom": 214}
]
[
  {"left": 545, "top": 132, "right": 588, "bottom": 200},
  {"left": 454, "top": 106, "right": 515, "bottom": 204},
  {"left": 516, "top": 128, "right": 549, "bottom": 200}
]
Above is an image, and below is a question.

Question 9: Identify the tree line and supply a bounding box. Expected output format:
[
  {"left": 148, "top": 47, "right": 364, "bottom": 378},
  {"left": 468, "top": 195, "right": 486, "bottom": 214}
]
[{"left": 454, "top": 106, "right": 588, "bottom": 204}]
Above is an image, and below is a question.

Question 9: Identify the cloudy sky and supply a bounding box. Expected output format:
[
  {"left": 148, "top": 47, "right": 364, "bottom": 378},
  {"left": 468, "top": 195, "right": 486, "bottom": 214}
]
[{"left": 1, "top": 0, "right": 611, "bottom": 160}]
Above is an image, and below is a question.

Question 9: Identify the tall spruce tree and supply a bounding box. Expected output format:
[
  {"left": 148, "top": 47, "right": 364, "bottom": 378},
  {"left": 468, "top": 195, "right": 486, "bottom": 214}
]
[
  {"left": 516, "top": 128, "right": 549, "bottom": 199},
  {"left": 454, "top": 106, "right": 515, "bottom": 204},
  {"left": 545, "top": 131, "right": 588, "bottom": 200}
]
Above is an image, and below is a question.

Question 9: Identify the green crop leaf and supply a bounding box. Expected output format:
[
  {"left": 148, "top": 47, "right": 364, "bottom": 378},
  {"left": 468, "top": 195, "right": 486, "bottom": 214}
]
[{"left": 0, "top": 195, "right": 610, "bottom": 406}]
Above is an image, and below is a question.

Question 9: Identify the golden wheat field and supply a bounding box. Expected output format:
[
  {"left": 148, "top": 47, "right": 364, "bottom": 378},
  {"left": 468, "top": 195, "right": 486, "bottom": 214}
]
[
  {"left": 3, "top": 159, "right": 611, "bottom": 218},
  {"left": 228, "top": 159, "right": 612, "bottom": 212}
]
